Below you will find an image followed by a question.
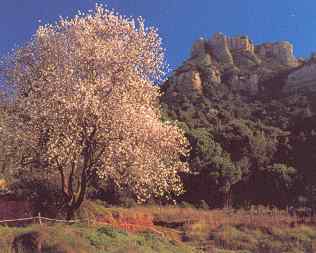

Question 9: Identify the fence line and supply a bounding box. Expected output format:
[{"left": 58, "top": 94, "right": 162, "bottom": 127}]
[
  {"left": 0, "top": 217, "right": 35, "bottom": 223},
  {"left": 0, "top": 213, "right": 83, "bottom": 224},
  {"left": 0, "top": 213, "right": 166, "bottom": 237}
]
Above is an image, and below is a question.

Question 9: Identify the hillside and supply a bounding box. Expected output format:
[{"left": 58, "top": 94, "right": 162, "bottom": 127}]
[
  {"left": 161, "top": 32, "right": 316, "bottom": 209},
  {"left": 2, "top": 202, "right": 316, "bottom": 253}
]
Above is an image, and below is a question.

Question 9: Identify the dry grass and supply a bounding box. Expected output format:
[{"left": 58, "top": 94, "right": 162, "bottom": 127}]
[
  {"left": 0, "top": 201, "right": 315, "bottom": 252},
  {"left": 131, "top": 205, "right": 299, "bottom": 229},
  {"left": 115, "top": 205, "right": 315, "bottom": 252},
  {"left": 80, "top": 202, "right": 308, "bottom": 242}
]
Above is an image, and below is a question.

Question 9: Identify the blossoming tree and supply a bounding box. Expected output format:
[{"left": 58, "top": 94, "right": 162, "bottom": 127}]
[{"left": 1, "top": 5, "right": 189, "bottom": 219}]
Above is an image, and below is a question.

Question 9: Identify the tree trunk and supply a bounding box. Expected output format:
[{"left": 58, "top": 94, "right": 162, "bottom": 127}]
[
  {"left": 66, "top": 206, "right": 76, "bottom": 221},
  {"left": 60, "top": 174, "right": 87, "bottom": 220},
  {"left": 223, "top": 189, "right": 232, "bottom": 209},
  {"left": 59, "top": 129, "right": 94, "bottom": 220}
]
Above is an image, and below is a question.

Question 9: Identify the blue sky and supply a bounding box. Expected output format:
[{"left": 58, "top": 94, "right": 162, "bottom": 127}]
[{"left": 1, "top": 0, "right": 316, "bottom": 72}]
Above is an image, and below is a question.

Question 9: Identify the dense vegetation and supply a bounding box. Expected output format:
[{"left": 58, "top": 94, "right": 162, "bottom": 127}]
[{"left": 161, "top": 73, "right": 316, "bottom": 209}]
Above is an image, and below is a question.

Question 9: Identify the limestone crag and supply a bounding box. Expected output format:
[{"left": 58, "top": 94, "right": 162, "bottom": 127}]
[
  {"left": 255, "top": 42, "right": 298, "bottom": 67},
  {"left": 166, "top": 69, "right": 203, "bottom": 96},
  {"left": 227, "top": 35, "right": 255, "bottom": 53},
  {"left": 163, "top": 32, "right": 313, "bottom": 97},
  {"left": 229, "top": 73, "right": 260, "bottom": 95},
  {"left": 191, "top": 38, "right": 207, "bottom": 57},
  {"left": 284, "top": 62, "right": 316, "bottom": 93},
  {"left": 208, "top": 32, "right": 234, "bottom": 67}
]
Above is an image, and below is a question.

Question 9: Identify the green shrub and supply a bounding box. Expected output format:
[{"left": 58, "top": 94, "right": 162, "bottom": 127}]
[{"left": 97, "top": 226, "right": 128, "bottom": 237}]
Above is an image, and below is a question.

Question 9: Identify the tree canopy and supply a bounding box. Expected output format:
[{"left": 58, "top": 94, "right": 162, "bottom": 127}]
[{"left": 0, "top": 5, "right": 189, "bottom": 218}]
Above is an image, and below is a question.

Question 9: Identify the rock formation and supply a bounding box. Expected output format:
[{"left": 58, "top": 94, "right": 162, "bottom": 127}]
[
  {"left": 163, "top": 32, "right": 315, "bottom": 98},
  {"left": 284, "top": 62, "right": 316, "bottom": 93},
  {"left": 256, "top": 42, "right": 298, "bottom": 67},
  {"left": 208, "top": 32, "right": 234, "bottom": 67},
  {"left": 227, "top": 35, "right": 255, "bottom": 53},
  {"left": 191, "top": 38, "right": 207, "bottom": 57}
]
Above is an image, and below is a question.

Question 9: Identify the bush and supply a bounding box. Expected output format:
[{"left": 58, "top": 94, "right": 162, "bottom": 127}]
[
  {"left": 97, "top": 226, "right": 128, "bottom": 238},
  {"left": 179, "top": 202, "right": 196, "bottom": 209},
  {"left": 9, "top": 175, "right": 65, "bottom": 218},
  {"left": 197, "top": 200, "right": 210, "bottom": 210}
]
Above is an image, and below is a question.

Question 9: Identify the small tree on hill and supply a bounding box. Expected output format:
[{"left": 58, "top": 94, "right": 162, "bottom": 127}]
[
  {"left": 188, "top": 128, "right": 241, "bottom": 208},
  {"left": 1, "top": 5, "right": 189, "bottom": 219}
]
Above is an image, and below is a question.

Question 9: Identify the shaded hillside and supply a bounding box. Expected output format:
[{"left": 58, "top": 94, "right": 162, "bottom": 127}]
[{"left": 161, "top": 32, "right": 316, "bottom": 209}]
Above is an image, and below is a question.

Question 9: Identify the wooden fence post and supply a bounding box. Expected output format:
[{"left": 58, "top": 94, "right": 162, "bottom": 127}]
[
  {"left": 38, "top": 212, "right": 42, "bottom": 225},
  {"left": 85, "top": 209, "right": 90, "bottom": 227}
]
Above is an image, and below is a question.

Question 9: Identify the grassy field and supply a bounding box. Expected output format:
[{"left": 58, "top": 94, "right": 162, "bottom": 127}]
[
  {"left": 1, "top": 202, "right": 316, "bottom": 252},
  {"left": 0, "top": 223, "right": 197, "bottom": 253},
  {"left": 130, "top": 205, "right": 316, "bottom": 252}
]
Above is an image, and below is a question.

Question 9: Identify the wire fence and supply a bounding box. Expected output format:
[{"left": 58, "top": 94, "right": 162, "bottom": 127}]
[
  {"left": 0, "top": 213, "right": 166, "bottom": 237},
  {"left": 0, "top": 213, "right": 83, "bottom": 225}
]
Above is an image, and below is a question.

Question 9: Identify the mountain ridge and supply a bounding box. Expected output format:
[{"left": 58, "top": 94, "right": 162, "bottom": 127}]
[{"left": 163, "top": 32, "right": 316, "bottom": 99}]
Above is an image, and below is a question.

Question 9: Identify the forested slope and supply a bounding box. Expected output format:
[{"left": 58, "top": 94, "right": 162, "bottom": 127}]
[{"left": 161, "top": 32, "right": 316, "bottom": 209}]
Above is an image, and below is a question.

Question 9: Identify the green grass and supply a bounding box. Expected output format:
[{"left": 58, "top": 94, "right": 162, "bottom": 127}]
[{"left": 0, "top": 223, "right": 197, "bottom": 253}]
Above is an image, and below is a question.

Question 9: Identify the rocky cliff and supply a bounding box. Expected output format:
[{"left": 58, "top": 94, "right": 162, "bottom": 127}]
[{"left": 163, "top": 32, "right": 316, "bottom": 98}]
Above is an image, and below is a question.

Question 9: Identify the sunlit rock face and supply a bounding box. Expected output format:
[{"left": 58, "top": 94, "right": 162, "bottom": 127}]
[
  {"left": 227, "top": 35, "right": 255, "bottom": 53},
  {"left": 208, "top": 32, "right": 234, "bottom": 68},
  {"left": 163, "top": 32, "right": 316, "bottom": 98},
  {"left": 176, "top": 70, "right": 203, "bottom": 95},
  {"left": 255, "top": 42, "right": 298, "bottom": 67}
]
